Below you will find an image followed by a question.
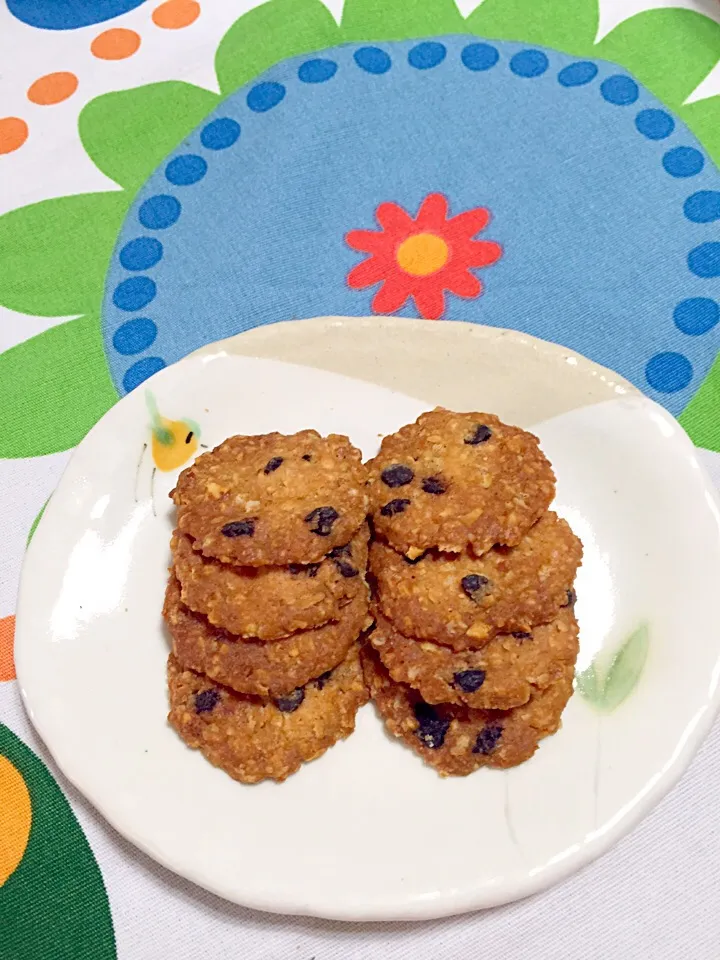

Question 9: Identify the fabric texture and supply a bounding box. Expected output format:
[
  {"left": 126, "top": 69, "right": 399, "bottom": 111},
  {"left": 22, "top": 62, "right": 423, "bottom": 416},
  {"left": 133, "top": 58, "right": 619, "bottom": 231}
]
[{"left": 1, "top": 0, "right": 720, "bottom": 956}]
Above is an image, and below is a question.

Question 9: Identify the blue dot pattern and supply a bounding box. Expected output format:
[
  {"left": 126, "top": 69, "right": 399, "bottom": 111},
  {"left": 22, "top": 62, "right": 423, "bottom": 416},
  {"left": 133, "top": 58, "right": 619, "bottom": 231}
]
[
  {"left": 688, "top": 242, "right": 720, "bottom": 279},
  {"left": 461, "top": 43, "right": 499, "bottom": 72},
  {"left": 408, "top": 42, "right": 447, "bottom": 70},
  {"left": 200, "top": 118, "right": 240, "bottom": 150},
  {"left": 113, "top": 318, "right": 158, "bottom": 355},
  {"left": 123, "top": 357, "right": 166, "bottom": 394},
  {"left": 557, "top": 61, "right": 598, "bottom": 87},
  {"left": 138, "top": 195, "right": 181, "bottom": 229},
  {"left": 646, "top": 352, "right": 693, "bottom": 393},
  {"left": 684, "top": 191, "right": 720, "bottom": 223},
  {"left": 353, "top": 46, "right": 391, "bottom": 74},
  {"left": 166, "top": 154, "right": 207, "bottom": 185},
  {"left": 600, "top": 75, "right": 638, "bottom": 106},
  {"left": 112, "top": 277, "right": 156, "bottom": 312},
  {"left": 674, "top": 298, "right": 719, "bottom": 336},
  {"left": 298, "top": 58, "right": 338, "bottom": 83},
  {"left": 102, "top": 38, "right": 720, "bottom": 414},
  {"left": 635, "top": 109, "right": 674, "bottom": 140},
  {"left": 119, "top": 237, "right": 163, "bottom": 271},
  {"left": 510, "top": 50, "right": 548, "bottom": 78},
  {"left": 247, "top": 82, "right": 286, "bottom": 112},
  {"left": 663, "top": 147, "right": 704, "bottom": 178}
]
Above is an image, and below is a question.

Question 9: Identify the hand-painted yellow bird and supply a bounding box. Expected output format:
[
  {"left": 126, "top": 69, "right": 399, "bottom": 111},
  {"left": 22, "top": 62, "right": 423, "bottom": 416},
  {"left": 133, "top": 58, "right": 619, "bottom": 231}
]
[{"left": 146, "top": 392, "right": 200, "bottom": 472}]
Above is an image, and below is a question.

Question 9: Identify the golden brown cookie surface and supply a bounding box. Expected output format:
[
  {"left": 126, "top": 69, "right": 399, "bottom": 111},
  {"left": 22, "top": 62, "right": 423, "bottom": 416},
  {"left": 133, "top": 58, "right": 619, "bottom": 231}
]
[
  {"left": 367, "top": 409, "right": 555, "bottom": 557},
  {"left": 167, "top": 643, "right": 369, "bottom": 784},
  {"left": 164, "top": 574, "right": 369, "bottom": 697},
  {"left": 171, "top": 431, "right": 368, "bottom": 566},
  {"left": 172, "top": 524, "right": 369, "bottom": 640},
  {"left": 362, "top": 645, "right": 573, "bottom": 776},
  {"left": 371, "top": 512, "right": 581, "bottom": 647},
  {"left": 369, "top": 605, "right": 578, "bottom": 710}
]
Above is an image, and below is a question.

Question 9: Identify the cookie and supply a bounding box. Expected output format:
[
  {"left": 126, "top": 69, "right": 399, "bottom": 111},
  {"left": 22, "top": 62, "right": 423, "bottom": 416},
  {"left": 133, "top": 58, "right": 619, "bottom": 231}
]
[
  {"left": 362, "top": 646, "right": 573, "bottom": 776},
  {"left": 164, "top": 574, "right": 370, "bottom": 697},
  {"left": 368, "top": 605, "right": 579, "bottom": 710},
  {"left": 172, "top": 524, "right": 369, "bottom": 640},
  {"left": 371, "top": 512, "right": 581, "bottom": 647},
  {"left": 367, "top": 409, "right": 555, "bottom": 557},
  {"left": 171, "top": 431, "right": 368, "bottom": 566},
  {"left": 167, "top": 644, "right": 369, "bottom": 784}
]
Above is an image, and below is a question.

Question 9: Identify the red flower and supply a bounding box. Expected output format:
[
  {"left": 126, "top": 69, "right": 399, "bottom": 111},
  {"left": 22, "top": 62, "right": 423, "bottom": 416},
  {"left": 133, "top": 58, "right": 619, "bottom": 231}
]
[{"left": 345, "top": 193, "right": 502, "bottom": 320}]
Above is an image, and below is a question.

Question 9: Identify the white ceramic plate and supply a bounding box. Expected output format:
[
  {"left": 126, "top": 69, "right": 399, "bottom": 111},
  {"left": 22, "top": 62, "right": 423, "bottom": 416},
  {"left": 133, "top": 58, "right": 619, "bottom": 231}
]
[{"left": 15, "top": 324, "right": 720, "bottom": 921}]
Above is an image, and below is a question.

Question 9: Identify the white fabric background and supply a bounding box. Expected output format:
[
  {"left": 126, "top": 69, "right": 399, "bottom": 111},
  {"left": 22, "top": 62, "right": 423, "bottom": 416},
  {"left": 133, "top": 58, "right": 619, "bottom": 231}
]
[{"left": 1, "top": 1, "right": 720, "bottom": 956}]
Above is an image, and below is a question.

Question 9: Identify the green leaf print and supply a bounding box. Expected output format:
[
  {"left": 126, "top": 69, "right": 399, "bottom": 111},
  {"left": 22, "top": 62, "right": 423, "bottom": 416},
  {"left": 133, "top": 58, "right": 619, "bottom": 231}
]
[
  {"left": 577, "top": 623, "right": 650, "bottom": 712},
  {"left": 679, "top": 351, "right": 720, "bottom": 453},
  {"left": 466, "top": 0, "right": 598, "bottom": 56},
  {"left": 341, "top": 0, "right": 465, "bottom": 42}
]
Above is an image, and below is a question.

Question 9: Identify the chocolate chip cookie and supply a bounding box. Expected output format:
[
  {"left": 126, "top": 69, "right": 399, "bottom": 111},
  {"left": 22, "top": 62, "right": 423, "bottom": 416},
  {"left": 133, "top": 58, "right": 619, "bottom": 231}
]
[
  {"left": 171, "top": 431, "right": 368, "bottom": 566},
  {"left": 367, "top": 409, "right": 555, "bottom": 557},
  {"left": 362, "top": 645, "right": 573, "bottom": 776},
  {"left": 167, "top": 643, "right": 369, "bottom": 783},
  {"left": 164, "top": 574, "right": 370, "bottom": 697},
  {"left": 368, "top": 605, "right": 579, "bottom": 710},
  {"left": 371, "top": 512, "right": 581, "bottom": 647},
  {"left": 172, "top": 524, "right": 369, "bottom": 640}
]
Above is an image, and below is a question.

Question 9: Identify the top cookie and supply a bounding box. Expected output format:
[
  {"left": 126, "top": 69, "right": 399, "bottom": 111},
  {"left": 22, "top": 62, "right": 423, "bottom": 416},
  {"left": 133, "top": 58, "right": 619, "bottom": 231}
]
[
  {"left": 171, "top": 430, "right": 369, "bottom": 566},
  {"left": 367, "top": 409, "right": 555, "bottom": 557}
]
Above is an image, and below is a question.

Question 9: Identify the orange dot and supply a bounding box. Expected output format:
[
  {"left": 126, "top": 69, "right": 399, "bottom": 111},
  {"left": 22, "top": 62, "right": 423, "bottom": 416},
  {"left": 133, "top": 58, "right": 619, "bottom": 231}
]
[
  {"left": 0, "top": 615, "right": 16, "bottom": 682},
  {"left": 152, "top": 0, "right": 200, "bottom": 28},
  {"left": 27, "top": 71, "right": 79, "bottom": 106},
  {"left": 91, "top": 28, "right": 141, "bottom": 60},
  {"left": 0, "top": 118, "right": 28, "bottom": 155}
]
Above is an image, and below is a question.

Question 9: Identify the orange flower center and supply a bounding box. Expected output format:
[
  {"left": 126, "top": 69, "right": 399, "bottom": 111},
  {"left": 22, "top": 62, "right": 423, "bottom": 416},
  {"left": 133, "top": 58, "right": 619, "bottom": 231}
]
[{"left": 396, "top": 232, "right": 449, "bottom": 276}]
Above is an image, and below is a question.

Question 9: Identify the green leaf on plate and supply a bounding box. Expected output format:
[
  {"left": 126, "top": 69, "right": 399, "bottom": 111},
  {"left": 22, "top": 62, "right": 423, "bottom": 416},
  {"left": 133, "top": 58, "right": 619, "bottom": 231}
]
[
  {"left": 600, "top": 622, "right": 650, "bottom": 712},
  {"left": 577, "top": 623, "right": 650, "bottom": 712}
]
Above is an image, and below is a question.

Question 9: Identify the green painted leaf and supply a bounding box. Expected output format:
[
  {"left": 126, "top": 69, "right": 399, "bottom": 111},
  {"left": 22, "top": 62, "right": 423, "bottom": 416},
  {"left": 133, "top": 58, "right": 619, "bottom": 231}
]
[
  {"left": 79, "top": 82, "right": 219, "bottom": 193},
  {"left": 679, "top": 350, "right": 720, "bottom": 452},
  {"left": 600, "top": 623, "right": 649, "bottom": 711},
  {"left": 466, "top": 0, "right": 597, "bottom": 56},
  {"left": 575, "top": 662, "right": 602, "bottom": 704},
  {"left": 679, "top": 98, "right": 720, "bottom": 175},
  {"left": 26, "top": 499, "right": 49, "bottom": 547},
  {"left": 0, "top": 724, "right": 116, "bottom": 960},
  {"left": 341, "top": 0, "right": 464, "bottom": 42},
  {"left": 0, "top": 193, "right": 128, "bottom": 317},
  {"left": 215, "top": 0, "right": 340, "bottom": 96},
  {"left": 0, "top": 315, "right": 118, "bottom": 458},
  {"left": 596, "top": 9, "right": 720, "bottom": 111}
]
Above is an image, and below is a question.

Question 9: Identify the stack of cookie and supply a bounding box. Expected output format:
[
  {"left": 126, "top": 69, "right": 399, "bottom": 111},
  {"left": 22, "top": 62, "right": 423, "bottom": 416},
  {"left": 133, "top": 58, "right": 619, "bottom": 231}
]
[
  {"left": 164, "top": 430, "right": 371, "bottom": 783},
  {"left": 363, "top": 409, "right": 583, "bottom": 776}
]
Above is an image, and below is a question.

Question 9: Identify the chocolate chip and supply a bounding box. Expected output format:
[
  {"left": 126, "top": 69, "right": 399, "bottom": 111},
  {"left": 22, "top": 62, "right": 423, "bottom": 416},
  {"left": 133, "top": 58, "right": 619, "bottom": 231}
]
[
  {"left": 460, "top": 574, "right": 490, "bottom": 600},
  {"left": 328, "top": 543, "right": 351, "bottom": 559},
  {"left": 302, "top": 454, "right": 312, "bottom": 461},
  {"left": 314, "top": 670, "right": 332, "bottom": 690},
  {"left": 564, "top": 588, "right": 577, "bottom": 607},
  {"left": 421, "top": 475, "right": 447, "bottom": 495},
  {"left": 403, "top": 551, "right": 427, "bottom": 565},
  {"left": 413, "top": 702, "right": 450, "bottom": 749},
  {"left": 464, "top": 424, "right": 493, "bottom": 445},
  {"left": 381, "top": 464, "right": 414, "bottom": 488},
  {"left": 380, "top": 498, "right": 410, "bottom": 517},
  {"left": 274, "top": 688, "right": 305, "bottom": 713},
  {"left": 263, "top": 456, "right": 283, "bottom": 474},
  {"left": 221, "top": 519, "right": 256, "bottom": 538},
  {"left": 194, "top": 689, "right": 220, "bottom": 714},
  {"left": 333, "top": 559, "right": 359, "bottom": 578},
  {"left": 472, "top": 724, "right": 503, "bottom": 755},
  {"left": 511, "top": 631, "right": 532, "bottom": 640},
  {"left": 304, "top": 506, "right": 339, "bottom": 536},
  {"left": 453, "top": 670, "right": 486, "bottom": 693},
  {"left": 289, "top": 562, "right": 320, "bottom": 577}
]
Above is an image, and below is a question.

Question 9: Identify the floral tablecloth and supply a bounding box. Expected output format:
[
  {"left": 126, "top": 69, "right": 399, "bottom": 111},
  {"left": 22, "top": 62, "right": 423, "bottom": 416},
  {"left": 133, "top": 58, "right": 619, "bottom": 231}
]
[{"left": 1, "top": 1, "right": 720, "bottom": 957}]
